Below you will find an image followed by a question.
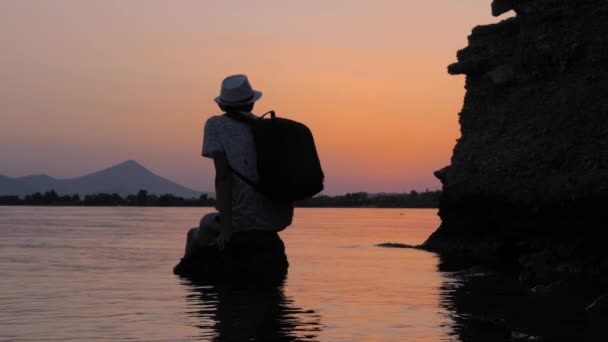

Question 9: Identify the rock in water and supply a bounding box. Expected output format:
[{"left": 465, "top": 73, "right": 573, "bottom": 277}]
[
  {"left": 173, "top": 231, "right": 289, "bottom": 284},
  {"left": 376, "top": 242, "right": 419, "bottom": 249},
  {"left": 424, "top": 0, "right": 608, "bottom": 283}
]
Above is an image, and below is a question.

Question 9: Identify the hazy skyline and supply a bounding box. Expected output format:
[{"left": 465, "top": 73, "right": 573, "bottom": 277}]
[{"left": 0, "top": 1, "right": 510, "bottom": 194}]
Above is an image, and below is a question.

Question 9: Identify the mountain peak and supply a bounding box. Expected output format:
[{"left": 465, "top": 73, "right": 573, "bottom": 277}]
[
  {"left": 0, "top": 160, "right": 203, "bottom": 198},
  {"left": 116, "top": 159, "right": 144, "bottom": 168},
  {"left": 107, "top": 160, "right": 149, "bottom": 173}
]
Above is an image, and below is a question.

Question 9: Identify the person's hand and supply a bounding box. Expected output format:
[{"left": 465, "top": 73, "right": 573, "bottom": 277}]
[{"left": 210, "top": 230, "right": 232, "bottom": 251}]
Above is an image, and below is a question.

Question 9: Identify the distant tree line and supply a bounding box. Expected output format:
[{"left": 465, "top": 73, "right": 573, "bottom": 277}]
[
  {"left": 297, "top": 191, "right": 441, "bottom": 208},
  {"left": 0, "top": 189, "right": 440, "bottom": 208},
  {"left": 0, "top": 190, "right": 215, "bottom": 207}
]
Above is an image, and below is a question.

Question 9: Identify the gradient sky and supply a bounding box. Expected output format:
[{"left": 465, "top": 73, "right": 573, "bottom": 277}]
[{"left": 0, "top": 1, "right": 509, "bottom": 195}]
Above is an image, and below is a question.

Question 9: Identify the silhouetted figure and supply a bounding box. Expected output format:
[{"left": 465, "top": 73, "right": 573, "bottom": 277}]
[{"left": 174, "top": 75, "right": 294, "bottom": 280}]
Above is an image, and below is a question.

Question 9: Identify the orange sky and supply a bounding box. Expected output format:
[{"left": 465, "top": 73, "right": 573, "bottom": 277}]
[{"left": 0, "top": 1, "right": 510, "bottom": 194}]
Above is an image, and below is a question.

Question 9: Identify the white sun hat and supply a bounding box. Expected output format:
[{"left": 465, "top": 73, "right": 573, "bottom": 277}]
[{"left": 214, "top": 74, "right": 263, "bottom": 107}]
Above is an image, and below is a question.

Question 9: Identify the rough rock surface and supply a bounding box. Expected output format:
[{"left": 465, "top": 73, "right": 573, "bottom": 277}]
[
  {"left": 173, "top": 231, "right": 289, "bottom": 284},
  {"left": 424, "top": 0, "right": 608, "bottom": 289}
]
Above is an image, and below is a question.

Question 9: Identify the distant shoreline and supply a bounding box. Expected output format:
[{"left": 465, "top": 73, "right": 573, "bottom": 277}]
[
  {"left": 0, "top": 190, "right": 440, "bottom": 209},
  {"left": 0, "top": 204, "right": 438, "bottom": 209}
]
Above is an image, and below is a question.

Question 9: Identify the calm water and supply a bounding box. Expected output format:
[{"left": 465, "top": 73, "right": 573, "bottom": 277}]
[{"left": 0, "top": 207, "right": 460, "bottom": 341}]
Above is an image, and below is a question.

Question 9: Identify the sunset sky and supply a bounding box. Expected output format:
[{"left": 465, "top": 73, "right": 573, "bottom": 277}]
[{"left": 0, "top": 1, "right": 509, "bottom": 195}]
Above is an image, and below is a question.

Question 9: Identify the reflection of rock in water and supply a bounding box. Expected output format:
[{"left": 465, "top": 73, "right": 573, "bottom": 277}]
[
  {"left": 175, "top": 231, "right": 321, "bottom": 341},
  {"left": 183, "top": 279, "right": 322, "bottom": 342},
  {"left": 440, "top": 270, "right": 606, "bottom": 341}
]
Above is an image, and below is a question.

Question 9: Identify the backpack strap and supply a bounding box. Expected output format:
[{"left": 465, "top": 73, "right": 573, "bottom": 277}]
[
  {"left": 227, "top": 164, "right": 260, "bottom": 191},
  {"left": 222, "top": 111, "right": 267, "bottom": 191},
  {"left": 224, "top": 110, "right": 275, "bottom": 122},
  {"left": 260, "top": 110, "right": 276, "bottom": 119}
]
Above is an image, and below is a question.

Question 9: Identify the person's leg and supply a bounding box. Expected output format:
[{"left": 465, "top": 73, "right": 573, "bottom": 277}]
[
  {"left": 196, "top": 213, "right": 221, "bottom": 246},
  {"left": 183, "top": 227, "right": 199, "bottom": 257},
  {"left": 183, "top": 212, "right": 221, "bottom": 258}
]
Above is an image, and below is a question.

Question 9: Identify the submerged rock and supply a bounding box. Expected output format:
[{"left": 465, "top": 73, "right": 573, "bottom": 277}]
[
  {"left": 173, "top": 231, "right": 289, "bottom": 284},
  {"left": 376, "top": 242, "right": 419, "bottom": 249}
]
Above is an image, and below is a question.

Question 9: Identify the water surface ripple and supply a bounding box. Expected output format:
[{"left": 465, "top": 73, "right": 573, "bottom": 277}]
[{"left": 0, "top": 207, "right": 459, "bottom": 341}]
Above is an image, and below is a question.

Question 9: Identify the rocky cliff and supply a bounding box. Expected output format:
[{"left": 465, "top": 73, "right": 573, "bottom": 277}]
[{"left": 424, "top": 0, "right": 608, "bottom": 291}]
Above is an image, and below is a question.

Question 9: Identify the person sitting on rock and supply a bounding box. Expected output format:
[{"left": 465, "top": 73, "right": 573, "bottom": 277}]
[{"left": 182, "top": 74, "right": 294, "bottom": 258}]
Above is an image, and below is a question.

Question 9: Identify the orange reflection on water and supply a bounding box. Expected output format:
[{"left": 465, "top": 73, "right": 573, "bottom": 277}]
[
  {"left": 280, "top": 208, "right": 458, "bottom": 341},
  {"left": 0, "top": 207, "right": 458, "bottom": 341}
]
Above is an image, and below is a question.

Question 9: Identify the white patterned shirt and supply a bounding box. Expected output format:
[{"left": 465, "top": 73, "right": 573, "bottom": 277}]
[{"left": 202, "top": 111, "right": 293, "bottom": 232}]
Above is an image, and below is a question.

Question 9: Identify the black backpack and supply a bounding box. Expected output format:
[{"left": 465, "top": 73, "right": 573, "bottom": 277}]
[{"left": 224, "top": 111, "right": 324, "bottom": 201}]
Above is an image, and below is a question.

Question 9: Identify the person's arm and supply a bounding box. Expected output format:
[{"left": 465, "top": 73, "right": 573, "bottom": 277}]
[{"left": 212, "top": 151, "right": 232, "bottom": 250}]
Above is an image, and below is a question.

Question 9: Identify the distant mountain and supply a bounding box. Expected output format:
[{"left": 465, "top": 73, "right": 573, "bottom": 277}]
[{"left": 0, "top": 160, "right": 204, "bottom": 198}]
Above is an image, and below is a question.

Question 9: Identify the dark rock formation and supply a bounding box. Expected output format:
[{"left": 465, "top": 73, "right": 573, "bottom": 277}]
[
  {"left": 424, "top": 0, "right": 607, "bottom": 288},
  {"left": 173, "top": 231, "right": 289, "bottom": 284},
  {"left": 425, "top": 3, "right": 608, "bottom": 337}
]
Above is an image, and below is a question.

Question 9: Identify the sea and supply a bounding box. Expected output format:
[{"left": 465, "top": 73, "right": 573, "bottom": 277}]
[{"left": 0, "top": 207, "right": 462, "bottom": 341}]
